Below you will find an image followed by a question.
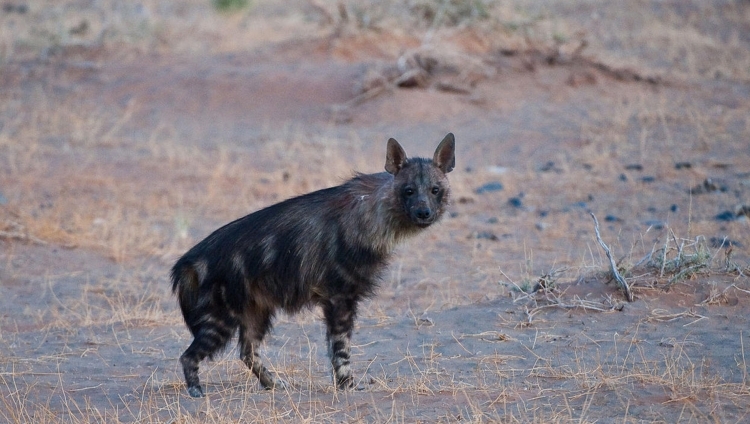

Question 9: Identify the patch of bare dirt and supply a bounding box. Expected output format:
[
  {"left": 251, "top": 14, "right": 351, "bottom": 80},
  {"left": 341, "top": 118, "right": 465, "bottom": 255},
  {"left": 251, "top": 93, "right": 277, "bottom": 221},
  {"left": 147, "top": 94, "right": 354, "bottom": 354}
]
[{"left": 2, "top": 1, "right": 750, "bottom": 422}]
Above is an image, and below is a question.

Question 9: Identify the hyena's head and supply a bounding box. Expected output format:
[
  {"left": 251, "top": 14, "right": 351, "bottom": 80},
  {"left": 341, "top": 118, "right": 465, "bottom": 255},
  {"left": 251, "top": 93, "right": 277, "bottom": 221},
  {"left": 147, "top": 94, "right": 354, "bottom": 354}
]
[{"left": 385, "top": 133, "right": 455, "bottom": 228}]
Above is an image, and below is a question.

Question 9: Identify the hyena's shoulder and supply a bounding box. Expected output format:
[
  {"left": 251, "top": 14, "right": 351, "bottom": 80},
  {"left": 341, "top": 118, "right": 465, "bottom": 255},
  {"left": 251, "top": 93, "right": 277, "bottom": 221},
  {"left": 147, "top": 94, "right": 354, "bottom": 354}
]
[{"left": 345, "top": 172, "right": 393, "bottom": 194}]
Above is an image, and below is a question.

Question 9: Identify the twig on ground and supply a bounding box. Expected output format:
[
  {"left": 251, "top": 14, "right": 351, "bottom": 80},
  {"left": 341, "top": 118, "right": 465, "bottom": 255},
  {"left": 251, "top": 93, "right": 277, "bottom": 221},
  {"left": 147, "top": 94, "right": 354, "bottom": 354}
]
[
  {"left": 648, "top": 308, "right": 707, "bottom": 326},
  {"left": 522, "top": 290, "right": 624, "bottom": 325},
  {"left": 590, "top": 212, "right": 634, "bottom": 302},
  {"left": 697, "top": 283, "right": 737, "bottom": 305}
]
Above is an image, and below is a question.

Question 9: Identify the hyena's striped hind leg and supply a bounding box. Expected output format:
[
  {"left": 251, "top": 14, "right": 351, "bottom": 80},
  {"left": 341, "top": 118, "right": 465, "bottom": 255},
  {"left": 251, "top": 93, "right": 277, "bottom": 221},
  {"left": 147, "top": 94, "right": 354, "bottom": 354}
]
[
  {"left": 180, "top": 317, "right": 236, "bottom": 398},
  {"left": 238, "top": 309, "right": 286, "bottom": 390},
  {"left": 322, "top": 297, "right": 358, "bottom": 389}
]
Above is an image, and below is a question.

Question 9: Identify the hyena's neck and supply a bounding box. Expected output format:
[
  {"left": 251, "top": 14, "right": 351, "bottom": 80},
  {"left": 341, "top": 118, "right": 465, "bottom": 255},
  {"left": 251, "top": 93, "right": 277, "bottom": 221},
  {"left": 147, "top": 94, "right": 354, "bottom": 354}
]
[{"left": 345, "top": 172, "right": 423, "bottom": 254}]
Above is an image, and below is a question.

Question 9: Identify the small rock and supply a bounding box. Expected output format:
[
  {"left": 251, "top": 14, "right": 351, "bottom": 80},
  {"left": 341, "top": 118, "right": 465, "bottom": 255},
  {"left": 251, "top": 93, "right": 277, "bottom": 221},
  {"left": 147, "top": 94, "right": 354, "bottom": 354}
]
[
  {"left": 715, "top": 211, "right": 735, "bottom": 222},
  {"left": 475, "top": 182, "right": 503, "bottom": 194},
  {"left": 473, "top": 231, "right": 498, "bottom": 241},
  {"left": 690, "top": 178, "right": 728, "bottom": 194},
  {"left": 572, "top": 201, "right": 587, "bottom": 209},
  {"left": 644, "top": 220, "right": 665, "bottom": 230},
  {"left": 535, "top": 222, "right": 549, "bottom": 231},
  {"left": 508, "top": 196, "right": 524, "bottom": 208},
  {"left": 675, "top": 162, "right": 692, "bottom": 170},
  {"left": 624, "top": 164, "right": 643, "bottom": 171},
  {"left": 604, "top": 215, "right": 623, "bottom": 223},
  {"left": 486, "top": 217, "right": 499, "bottom": 224},
  {"left": 670, "top": 204, "right": 678, "bottom": 212},
  {"left": 619, "top": 174, "right": 628, "bottom": 182},
  {"left": 640, "top": 176, "right": 656, "bottom": 183},
  {"left": 539, "top": 161, "right": 562, "bottom": 173}
]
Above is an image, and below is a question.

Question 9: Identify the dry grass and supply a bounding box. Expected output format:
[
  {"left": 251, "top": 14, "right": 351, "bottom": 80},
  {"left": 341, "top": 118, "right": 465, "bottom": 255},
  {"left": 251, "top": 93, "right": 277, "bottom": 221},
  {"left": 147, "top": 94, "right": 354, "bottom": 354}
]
[
  {"left": 0, "top": 97, "right": 360, "bottom": 262},
  {"left": 2, "top": 0, "right": 750, "bottom": 423}
]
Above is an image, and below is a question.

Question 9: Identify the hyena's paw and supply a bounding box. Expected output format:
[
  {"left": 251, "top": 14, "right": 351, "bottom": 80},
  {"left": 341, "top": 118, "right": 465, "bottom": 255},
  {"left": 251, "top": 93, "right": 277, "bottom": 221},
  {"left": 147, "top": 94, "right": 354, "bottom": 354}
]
[
  {"left": 334, "top": 373, "right": 355, "bottom": 390},
  {"left": 354, "top": 376, "right": 376, "bottom": 391},
  {"left": 186, "top": 384, "right": 205, "bottom": 398},
  {"left": 258, "top": 373, "right": 288, "bottom": 391}
]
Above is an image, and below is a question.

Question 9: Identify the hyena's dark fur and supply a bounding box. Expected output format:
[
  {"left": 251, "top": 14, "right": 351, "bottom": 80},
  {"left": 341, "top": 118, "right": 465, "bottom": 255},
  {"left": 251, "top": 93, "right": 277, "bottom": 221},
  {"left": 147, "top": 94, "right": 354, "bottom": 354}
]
[{"left": 171, "top": 133, "right": 455, "bottom": 397}]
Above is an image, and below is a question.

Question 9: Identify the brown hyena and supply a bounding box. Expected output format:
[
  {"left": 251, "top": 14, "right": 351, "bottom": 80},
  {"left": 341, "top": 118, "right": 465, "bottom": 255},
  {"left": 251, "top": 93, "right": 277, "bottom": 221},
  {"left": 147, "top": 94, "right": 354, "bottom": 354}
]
[{"left": 171, "top": 133, "right": 455, "bottom": 397}]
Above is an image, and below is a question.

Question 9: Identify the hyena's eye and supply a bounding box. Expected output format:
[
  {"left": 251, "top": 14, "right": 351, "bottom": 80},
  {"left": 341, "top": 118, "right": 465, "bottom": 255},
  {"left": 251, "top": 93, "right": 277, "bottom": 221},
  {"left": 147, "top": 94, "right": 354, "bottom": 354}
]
[
  {"left": 403, "top": 187, "right": 415, "bottom": 196},
  {"left": 431, "top": 186, "right": 440, "bottom": 195}
]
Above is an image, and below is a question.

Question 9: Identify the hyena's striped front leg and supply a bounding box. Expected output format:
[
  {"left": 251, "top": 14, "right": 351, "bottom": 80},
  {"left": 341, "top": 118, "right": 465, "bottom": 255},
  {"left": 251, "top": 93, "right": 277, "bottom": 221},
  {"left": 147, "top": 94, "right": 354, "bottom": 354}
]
[{"left": 322, "top": 297, "right": 358, "bottom": 389}]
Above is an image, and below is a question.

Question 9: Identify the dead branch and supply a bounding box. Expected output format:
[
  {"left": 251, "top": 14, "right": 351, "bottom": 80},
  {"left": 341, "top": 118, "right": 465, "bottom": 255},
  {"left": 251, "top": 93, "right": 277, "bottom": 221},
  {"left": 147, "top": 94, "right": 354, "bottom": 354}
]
[
  {"left": 648, "top": 308, "right": 707, "bottom": 326},
  {"left": 523, "top": 295, "right": 623, "bottom": 325},
  {"left": 590, "top": 212, "right": 634, "bottom": 302},
  {"left": 697, "top": 283, "right": 737, "bottom": 306}
]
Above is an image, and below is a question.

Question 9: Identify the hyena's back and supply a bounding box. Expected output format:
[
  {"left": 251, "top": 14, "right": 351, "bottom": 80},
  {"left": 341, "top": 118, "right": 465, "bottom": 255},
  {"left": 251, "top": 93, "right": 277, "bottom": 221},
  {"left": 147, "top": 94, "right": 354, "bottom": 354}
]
[{"left": 172, "top": 175, "right": 395, "bottom": 326}]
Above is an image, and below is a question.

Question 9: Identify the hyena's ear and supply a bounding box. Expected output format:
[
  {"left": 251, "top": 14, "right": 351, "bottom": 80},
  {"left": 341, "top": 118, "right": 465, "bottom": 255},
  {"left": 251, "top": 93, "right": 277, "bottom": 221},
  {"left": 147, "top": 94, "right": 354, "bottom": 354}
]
[
  {"left": 433, "top": 133, "right": 455, "bottom": 174},
  {"left": 385, "top": 138, "right": 407, "bottom": 175}
]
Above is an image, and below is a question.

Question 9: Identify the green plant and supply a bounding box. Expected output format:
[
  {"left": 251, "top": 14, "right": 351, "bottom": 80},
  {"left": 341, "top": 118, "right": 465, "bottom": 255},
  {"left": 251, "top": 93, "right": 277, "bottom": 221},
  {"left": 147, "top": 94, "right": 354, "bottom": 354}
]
[{"left": 212, "top": 0, "right": 250, "bottom": 13}]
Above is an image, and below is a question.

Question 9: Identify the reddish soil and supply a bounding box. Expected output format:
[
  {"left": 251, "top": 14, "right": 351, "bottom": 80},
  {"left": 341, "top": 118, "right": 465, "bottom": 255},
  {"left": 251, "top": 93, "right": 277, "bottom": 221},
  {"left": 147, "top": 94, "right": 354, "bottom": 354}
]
[{"left": 1, "top": 4, "right": 750, "bottom": 422}]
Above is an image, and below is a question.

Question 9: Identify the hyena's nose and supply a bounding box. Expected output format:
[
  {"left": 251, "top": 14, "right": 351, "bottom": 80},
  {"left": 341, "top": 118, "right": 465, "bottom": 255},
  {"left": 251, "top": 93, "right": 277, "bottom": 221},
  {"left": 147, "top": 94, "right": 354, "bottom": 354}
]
[{"left": 415, "top": 207, "right": 432, "bottom": 220}]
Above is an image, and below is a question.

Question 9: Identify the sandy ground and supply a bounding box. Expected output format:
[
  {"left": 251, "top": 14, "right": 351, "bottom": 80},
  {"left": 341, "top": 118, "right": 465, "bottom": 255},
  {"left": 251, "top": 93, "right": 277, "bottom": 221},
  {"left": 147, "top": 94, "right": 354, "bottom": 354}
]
[{"left": 1, "top": 1, "right": 750, "bottom": 422}]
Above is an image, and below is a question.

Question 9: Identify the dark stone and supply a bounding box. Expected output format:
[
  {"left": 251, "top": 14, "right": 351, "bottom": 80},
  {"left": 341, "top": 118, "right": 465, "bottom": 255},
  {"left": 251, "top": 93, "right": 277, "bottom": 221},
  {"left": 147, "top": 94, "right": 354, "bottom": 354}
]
[
  {"left": 644, "top": 220, "right": 665, "bottom": 230},
  {"left": 474, "top": 231, "right": 498, "bottom": 241},
  {"left": 508, "top": 197, "right": 524, "bottom": 208},
  {"left": 475, "top": 182, "right": 504, "bottom": 194},
  {"left": 539, "top": 161, "right": 561, "bottom": 173},
  {"left": 690, "top": 178, "right": 728, "bottom": 194},
  {"left": 715, "top": 211, "right": 735, "bottom": 222},
  {"left": 604, "top": 215, "right": 623, "bottom": 223}
]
